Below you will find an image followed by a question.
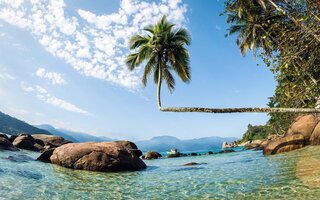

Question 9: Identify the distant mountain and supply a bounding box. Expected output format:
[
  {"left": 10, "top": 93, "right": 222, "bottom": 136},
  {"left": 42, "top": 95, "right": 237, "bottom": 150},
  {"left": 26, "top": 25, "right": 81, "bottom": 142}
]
[
  {"left": 36, "top": 124, "right": 78, "bottom": 142},
  {"left": 136, "top": 135, "right": 238, "bottom": 152},
  {"left": 36, "top": 124, "right": 114, "bottom": 143},
  {"left": 0, "top": 111, "right": 51, "bottom": 135}
]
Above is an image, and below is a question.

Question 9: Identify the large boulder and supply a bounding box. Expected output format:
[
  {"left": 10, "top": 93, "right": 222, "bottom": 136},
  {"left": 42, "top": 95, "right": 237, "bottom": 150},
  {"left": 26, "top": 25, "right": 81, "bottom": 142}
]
[
  {"left": 50, "top": 142, "right": 146, "bottom": 172},
  {"left": 263, "top": 134, "right": 305, "bottom": 155},
  {"left": 12, "top": 134, "right": 43, "bottom": 151},
  {"left": 310, "top": 122, "right": 320, "bottom": 145},
  {"left": 115, "top": 140, "right": 142, "bottom": 157},
  {"left": 0, "top": 137, "right": 19, "bottom": 151},
  {"left": 32, "top": 134, "right": 71, "bottom": 148},
  {"left": 286, "top": 115, "right": 320, "bottom": 144},
  {"left": 145, "top": 151, "right": 162, "bottom": 160}
]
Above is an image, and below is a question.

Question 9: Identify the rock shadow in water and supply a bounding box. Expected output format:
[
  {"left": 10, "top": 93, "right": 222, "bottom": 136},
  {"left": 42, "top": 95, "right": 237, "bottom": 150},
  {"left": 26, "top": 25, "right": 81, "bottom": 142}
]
[
  {"left": 3, "top": 154, "right": 34, "bottom": 163},
  {"left": 173, "top": 167, "right": 205, "bottom": 172},
  {"left": 16, "top": 170, "right": 43, "bottom": 180}
]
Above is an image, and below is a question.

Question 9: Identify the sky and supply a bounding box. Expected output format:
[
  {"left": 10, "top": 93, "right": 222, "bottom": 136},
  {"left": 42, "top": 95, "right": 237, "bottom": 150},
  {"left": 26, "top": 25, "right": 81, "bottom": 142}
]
[{"left": 0, "top": 0, "right": 276, "bottom": 141}]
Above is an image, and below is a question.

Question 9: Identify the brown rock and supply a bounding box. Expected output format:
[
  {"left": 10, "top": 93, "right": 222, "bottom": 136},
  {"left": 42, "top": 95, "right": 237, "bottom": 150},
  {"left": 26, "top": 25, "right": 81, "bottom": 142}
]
[
  {"left": 32, "top": 134, "right": 71, "bottom": 147},
  {"left": 9, "top": 135, "right": 17, "bottom": 143},
  {"left": 50, "top": 142, "right": 146, "bottom": 172},
  {"left": 13, "top": 134, "right": 43, "bottom": 151},
  {"left": 145, "top": 151, "right": 162, "bottom": 160},
  {"left": 267, "top": 134, "right": 279, "bottom": 141},
  {"left": 0, "top": 137, "right": 19, "bottom": 151},
  {"left": 115, "top": 140, "right": 142, "bottom": 157},
  {"left": 0, "top": 133, "right": 9, "bottom": 140},
  {"left": 183, "top": 162, "right": 201, "bottom": 166},
  {"left": 310, "top": 123, "right": 320, "bottom": 145},
  {"left": 244, "top": 140, "right": 264, "bottom": 150},
  {"left": 286, "top": 115, "right": 320, "bottom": 144},
  {"left": 37, "top": 148, "right": 55, "bottom": 163},
  {"left": 263, "top": 134, "right": 305, "bottom": 155}
]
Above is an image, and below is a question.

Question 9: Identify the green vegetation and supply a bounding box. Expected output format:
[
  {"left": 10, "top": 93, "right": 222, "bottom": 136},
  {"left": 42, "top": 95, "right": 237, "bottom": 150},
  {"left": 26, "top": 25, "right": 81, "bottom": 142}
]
[
  {"left": 0, "top": 111, "right": 50, "bottom": 135},
  {"left": 126, "top": 15, "right": 191, "bottom": 108},
  {"left": 225, "top": 0, "right": 320, "bottom": 134},
  {"left": 237, "top": 124, "right": 270, "bottom": 143}
]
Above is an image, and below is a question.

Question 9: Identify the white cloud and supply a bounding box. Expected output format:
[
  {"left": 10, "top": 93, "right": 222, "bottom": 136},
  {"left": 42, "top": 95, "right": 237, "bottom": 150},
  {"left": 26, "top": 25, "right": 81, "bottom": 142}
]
[
  {"left": 215, "top": 25, "right": 221, "bottom": 31},
  {"left": 20, "top": 82, "right": 90, "bottom": 115},
  {"left": 0, "top": 0, "right": 188, "bottom": 90},
  {"left": 0, "top": 32, "right": 6, "bottom": 37},
  {"left": 21, "top": 82, "right": 35, "bottom": 92},
  {"left": 0, "top": 72, "right": 15, "bottom": 80},
  {"left": 36, "top": 68, "right": 67, "bottom": 85}
]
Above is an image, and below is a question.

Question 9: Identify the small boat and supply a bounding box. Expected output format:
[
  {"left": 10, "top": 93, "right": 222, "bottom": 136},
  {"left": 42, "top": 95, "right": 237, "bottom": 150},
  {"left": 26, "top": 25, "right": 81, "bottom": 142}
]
[{"left": 167, "top": 148, "right": 180, "bottom": 158}]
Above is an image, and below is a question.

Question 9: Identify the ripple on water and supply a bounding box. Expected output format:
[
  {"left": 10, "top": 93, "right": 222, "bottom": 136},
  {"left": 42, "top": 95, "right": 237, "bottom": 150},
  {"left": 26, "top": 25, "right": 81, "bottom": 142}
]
[{"left": 1, "top": 147, "right": 320, "bottom": 199}]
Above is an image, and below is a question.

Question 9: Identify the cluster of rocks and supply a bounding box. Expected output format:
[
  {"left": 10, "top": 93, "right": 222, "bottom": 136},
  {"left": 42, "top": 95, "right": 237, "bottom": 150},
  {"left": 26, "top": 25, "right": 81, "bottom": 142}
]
[
  {"left": 0, "top": 133, "right": 146, "bottom": 172},
  {"left": 243, "top": 114, "right": 320, "bottom": 155}
]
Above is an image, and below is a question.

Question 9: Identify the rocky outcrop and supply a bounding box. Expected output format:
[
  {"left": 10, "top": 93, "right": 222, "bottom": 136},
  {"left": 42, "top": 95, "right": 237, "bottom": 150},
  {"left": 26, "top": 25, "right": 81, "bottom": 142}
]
[
  {"left": 115, "top": 140, "right": 143, "bottom": 157},
  {"left": 145, "top": 151, "right": 162, "bottom": 160},
  {"left": 0, "top": 137, "right": 19, "bottom": 151},
  {"left": 310, "top": 122, "right": 320, "bottom": 145},
  {"left": 263, "top": 134, "right": 305, "bottom": 155},
  {"left": 12, "top": 134, "right": 43, "bottom": 151},
  {"left": 32, "top": 134, "right": 71, "bottom": 148},
  {"left": 244, "top": 140, "right": 265, "bottom": 150},
  {"left": 222, "top": 141, "right": 236, "bottom": 149},
  {"left": 286, "top": 115, "right": 320, "bottom": 144},
  {"left": 50, "top": 142, "right": 146, "bottom": 172}
]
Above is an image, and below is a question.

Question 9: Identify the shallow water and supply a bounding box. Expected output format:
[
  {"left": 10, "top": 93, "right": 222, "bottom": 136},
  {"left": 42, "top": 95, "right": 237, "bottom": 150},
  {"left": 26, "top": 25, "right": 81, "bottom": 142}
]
[{"left": 1, "top": 146, "right": 320, "bottom": 199}]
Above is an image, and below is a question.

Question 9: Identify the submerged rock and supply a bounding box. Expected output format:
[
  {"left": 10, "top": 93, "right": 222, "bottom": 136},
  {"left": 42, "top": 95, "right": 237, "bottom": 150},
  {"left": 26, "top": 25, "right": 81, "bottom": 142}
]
[
  {"left": 221, "top": 149, "right": 235, "bottom": 153},
  {"left": 145, "top": 151, "right": 162, "bottom": 160},
  {"left": 183, "top": 162, "right": 201, "bottom": 166},
  {"left": 0, "top": 137, "right": 19, "bottom": 151},
  {"left": 50, "top": 142, "right": 147, "bottom": 172},
  {"left": 5, "top": 154, "right": 34, "bottom": 162},
  {"left": 263, "top": 134, "right": 305, "bottom": 155}
]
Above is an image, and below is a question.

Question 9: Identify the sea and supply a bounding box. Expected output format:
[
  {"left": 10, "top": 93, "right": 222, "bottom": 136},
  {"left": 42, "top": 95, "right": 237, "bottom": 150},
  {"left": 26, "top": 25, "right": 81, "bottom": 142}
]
[{"left": 1, "top": 146, "right": 320, "bottom": 199}]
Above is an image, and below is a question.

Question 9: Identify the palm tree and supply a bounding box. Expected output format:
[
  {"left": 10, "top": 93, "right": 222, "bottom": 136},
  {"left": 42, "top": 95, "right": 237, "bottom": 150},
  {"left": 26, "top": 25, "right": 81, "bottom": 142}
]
[
  {"left": 127, "top": 15, "right": 320, "bottom": 113},
  {"left": 126, "top": 15, "right": 191, "bottom": 109}
]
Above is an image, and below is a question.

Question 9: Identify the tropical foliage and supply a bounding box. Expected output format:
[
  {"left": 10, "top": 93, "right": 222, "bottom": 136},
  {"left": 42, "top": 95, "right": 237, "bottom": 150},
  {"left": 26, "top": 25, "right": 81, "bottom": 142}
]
[
  {"left": 126, "top": 16, "right": 191, "bottom": 108},
  {"left": 225, "top": 0, "right": 320, "bottom": 133}
]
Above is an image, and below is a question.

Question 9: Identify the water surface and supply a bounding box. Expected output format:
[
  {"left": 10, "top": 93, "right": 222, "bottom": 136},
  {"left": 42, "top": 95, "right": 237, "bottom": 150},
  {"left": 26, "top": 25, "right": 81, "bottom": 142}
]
[{"left": 1, "top": 146, "right": 320, "bottom": 199}]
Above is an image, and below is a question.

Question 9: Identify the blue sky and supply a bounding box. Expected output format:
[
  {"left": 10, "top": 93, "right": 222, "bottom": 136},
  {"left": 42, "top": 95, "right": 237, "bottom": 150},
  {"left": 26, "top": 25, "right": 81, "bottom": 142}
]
[{"left": 0, "top": 0, "right": 276, "bottom": 141}]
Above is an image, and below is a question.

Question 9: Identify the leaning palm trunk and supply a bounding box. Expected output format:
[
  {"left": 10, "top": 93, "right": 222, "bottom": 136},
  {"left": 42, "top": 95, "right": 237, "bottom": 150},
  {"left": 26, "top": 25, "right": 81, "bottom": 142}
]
[{"left": 157, "top": 75, "right": 320, "bottom": 113}]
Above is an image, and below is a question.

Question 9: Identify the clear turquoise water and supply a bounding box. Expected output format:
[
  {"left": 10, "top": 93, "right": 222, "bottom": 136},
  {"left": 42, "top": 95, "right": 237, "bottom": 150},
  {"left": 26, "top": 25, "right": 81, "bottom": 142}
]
[{"left": 1, "top": 146, "right": 320, "bottom": 199}]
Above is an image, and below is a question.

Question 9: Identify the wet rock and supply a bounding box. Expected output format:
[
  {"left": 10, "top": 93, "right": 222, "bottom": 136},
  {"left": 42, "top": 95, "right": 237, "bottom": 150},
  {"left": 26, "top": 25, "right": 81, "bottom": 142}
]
[
  {"left": 13, "top": 134, "right": 43, "bottom": 151},
  {"left": 145, "top": 151, "right": 162, "bottom": 160},
  {"left": 221, "top": 149, "right": 235, "bottom": 153},
  {"left": 206, "top": 151, "right": 213, "bottom": 155},
  {"left": 263, "top": 134, "right": 305, "bottom": 155},
  {"left": 0, "top": 137, "right": 19, "bottom": 151},
  {"left": 189, "top": 153, "right": 198, "bottom": 156},
  {"left": 183, "top": 162, "right": 202, "bottom": 166},
  {"left": 37, "top": 148, "right": 55, "bottom": 163},
  {"left": 50, "top": 142, "right": 147, "bottom": 172},
  {"left": 0, "top": 133, "right": 9, "bottom": 140},
  {"left": 9, "top": 135, "right": 17, "bottom": 143}
]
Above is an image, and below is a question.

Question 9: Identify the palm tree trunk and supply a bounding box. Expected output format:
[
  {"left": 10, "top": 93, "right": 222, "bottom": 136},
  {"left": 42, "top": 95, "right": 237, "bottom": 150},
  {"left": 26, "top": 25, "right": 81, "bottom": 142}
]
[
  {"left": 159, "top": 107, "right": 320, "bottom": 113},
  {"left": 266, "top": 0, "right": 320, "bottom": 43},
  {"left": 157, "top": 67, "right": 162, "bottom": 109}
]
